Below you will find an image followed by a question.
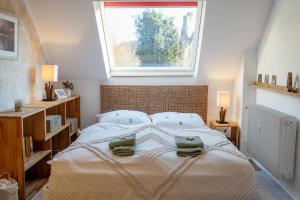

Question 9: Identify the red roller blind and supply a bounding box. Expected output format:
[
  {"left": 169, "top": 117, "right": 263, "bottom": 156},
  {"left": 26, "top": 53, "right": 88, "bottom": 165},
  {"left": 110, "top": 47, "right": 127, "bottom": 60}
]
[{"left": 104, "top": 1, "right": 198, "bottom": 7}]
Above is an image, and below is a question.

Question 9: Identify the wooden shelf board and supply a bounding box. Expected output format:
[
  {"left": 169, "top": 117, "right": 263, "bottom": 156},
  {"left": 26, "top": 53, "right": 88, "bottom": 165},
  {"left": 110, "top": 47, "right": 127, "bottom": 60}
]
[
  {"left": 0, "top": 107, "right": 44, "bottom": 118},
  {"left": 210, "top": 121, "right": 237, "bottom": 128},
  {"left": 250, "top": 84, "right": 300, "bottom": 98},
  {"left": 24, "top": 96, "right": 80, "bottom": 109},
  {"left": 64, "top": 96, "right": 80, "bottom": 102},
  {"left": 0, "top": 97, "right": 80, "bottom": 118},
  {"left": 25, "top": 178, "right": 48, "bottom": 200},
  {"left": 45, "top": 124, "right": 69, "bottom": 141},
  {"left": 24, "top": 150, "right": 52, "bottom": 171}
]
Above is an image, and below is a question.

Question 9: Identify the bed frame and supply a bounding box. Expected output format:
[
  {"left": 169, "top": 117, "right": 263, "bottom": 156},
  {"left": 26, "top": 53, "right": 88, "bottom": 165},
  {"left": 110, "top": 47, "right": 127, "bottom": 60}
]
[{"left": 100, "top": 85, "right": 208, "bottom": 123}]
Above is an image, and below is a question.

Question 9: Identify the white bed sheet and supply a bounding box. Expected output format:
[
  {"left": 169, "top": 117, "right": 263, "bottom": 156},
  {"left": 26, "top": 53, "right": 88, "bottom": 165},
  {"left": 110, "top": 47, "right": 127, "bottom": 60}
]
[{"left": 44, "top": 123, "right": 254, "bottom": 200}]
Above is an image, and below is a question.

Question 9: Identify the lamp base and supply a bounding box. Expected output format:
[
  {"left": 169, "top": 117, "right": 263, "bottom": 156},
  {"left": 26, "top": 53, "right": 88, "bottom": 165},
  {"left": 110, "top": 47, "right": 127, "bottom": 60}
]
[
  {"left": 44, "top": 82, "right": 54, "bottom": 101},
  {"left": 216, "top": 120, "right": 229, "bottom": 124},
  {"left": 42, "top": 98, "right": 56, "bottom": 102},
  {"left": 218, "top": 107, "right": 228, "bottom": 124}
]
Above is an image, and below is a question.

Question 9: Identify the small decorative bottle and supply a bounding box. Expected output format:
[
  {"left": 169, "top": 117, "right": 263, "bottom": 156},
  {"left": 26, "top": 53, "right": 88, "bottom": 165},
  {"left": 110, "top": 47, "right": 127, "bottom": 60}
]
[{"left": 287, "top": 72, "right": 293, "bottom": 92}]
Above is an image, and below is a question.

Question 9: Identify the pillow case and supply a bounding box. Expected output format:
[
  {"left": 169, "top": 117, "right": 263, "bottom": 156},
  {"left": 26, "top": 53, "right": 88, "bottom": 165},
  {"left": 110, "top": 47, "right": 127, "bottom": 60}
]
[
  {"left": 150, "top": 112, "right": 206, "bottom": 129},
  {"left": 97, "top": 110, "right": 151, "bottom": 125}
]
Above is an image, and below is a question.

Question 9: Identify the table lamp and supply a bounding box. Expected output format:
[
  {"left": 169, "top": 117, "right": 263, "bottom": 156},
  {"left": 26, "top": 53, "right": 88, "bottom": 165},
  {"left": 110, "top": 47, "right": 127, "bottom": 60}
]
[
  {"left": 217, "top": 91, "right": 230, "bottom": 124},
  {"left": 42, "top": 64, "right": 58, "bottom": 101}
]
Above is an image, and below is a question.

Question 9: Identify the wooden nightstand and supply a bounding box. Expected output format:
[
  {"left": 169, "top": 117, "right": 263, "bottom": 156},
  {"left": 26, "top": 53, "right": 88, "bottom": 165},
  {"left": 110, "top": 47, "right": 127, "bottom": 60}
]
[{"left": 210, "top": 121, "right": 240, "bottom": 149}]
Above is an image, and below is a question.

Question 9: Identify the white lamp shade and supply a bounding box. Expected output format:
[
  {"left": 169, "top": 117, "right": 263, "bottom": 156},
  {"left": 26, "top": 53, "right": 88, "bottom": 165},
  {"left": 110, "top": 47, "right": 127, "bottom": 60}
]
[
  {"left": 217, "top": 91, "right": 230, "bottom": 108},
  {"left": 42, "top": 65, "right": 58, "bottom": 82}
]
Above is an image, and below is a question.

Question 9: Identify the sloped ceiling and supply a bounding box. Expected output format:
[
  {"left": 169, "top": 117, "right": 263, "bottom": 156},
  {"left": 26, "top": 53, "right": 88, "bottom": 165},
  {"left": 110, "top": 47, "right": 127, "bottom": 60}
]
[{"left": 25, "top": 0, "right": 274, "bottom": 81}]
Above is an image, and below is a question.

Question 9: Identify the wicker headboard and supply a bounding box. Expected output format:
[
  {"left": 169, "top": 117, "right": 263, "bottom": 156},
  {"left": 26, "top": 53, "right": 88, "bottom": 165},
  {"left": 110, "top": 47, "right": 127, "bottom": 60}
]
[{"left": 100, "top": 85, "right": 208, "bottom": 123}]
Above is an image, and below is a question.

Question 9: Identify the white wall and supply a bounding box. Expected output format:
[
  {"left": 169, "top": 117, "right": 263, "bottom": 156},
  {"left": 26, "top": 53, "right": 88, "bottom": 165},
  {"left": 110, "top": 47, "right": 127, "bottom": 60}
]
[
  {"left": 56, "top": 80, "right": 101, "bottom": 128},
  {"left": 25, "top": 0, "right": 274, "bottom": 81},
  {"left": 24, "top": 0, "right": 274, "bottom": 128},
  {"left": 232, "top": 50, "right": 257, "bottom": 153},
  {"left": 240, "top": 51, "right": 257, "bottom": 153},
  {"left": 232, "top": 57, "right": 245, "bottom": 126},
  {"left": 257, "top": 0, "right": 300, "bottom": 198}
]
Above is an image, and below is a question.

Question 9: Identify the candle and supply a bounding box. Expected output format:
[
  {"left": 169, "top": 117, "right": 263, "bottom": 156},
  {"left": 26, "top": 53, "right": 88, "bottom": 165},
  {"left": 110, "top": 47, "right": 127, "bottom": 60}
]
[{"left": 15, "top": 99, "right": 23, "bottom": 112}]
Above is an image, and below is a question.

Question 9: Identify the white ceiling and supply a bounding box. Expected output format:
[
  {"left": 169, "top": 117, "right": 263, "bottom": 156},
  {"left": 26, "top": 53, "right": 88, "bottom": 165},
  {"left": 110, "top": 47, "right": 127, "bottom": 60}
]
[{"left": 25, "top": 0, "right": 274, "bottom": 81}]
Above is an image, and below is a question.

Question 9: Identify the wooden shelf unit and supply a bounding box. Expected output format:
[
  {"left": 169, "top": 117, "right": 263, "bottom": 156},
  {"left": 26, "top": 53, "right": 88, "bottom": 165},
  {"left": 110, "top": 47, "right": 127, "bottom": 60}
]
[
  {"left": 24, "top": 150, "right": 52, "bottom": 171},
  {"left": 25, "top": 178, "right": 48, "bottom": 200},
  {"left": 250, "top": 82, "right": 300, "bottom": 98},
  {"left": 66, "top": 96, "right": 81, "bottom": 141},
  {"left": 0, "top": 96, "right": 80, "bottom": 200},
  {"left": 70, "top": 129, "right": 80, "bottom": 143},
  {"left": 70, "top": 128, "right": 79, "bottom": 137},
  {"left": 45, "top": 124, "right": 69, "bottom": 141}
]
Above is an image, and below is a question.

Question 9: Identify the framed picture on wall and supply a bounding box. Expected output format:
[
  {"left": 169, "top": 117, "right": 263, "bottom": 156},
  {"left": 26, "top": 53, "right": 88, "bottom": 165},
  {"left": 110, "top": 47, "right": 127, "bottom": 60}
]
[{"left": 0, "top": 12, "right": 18, "bottom": 60}]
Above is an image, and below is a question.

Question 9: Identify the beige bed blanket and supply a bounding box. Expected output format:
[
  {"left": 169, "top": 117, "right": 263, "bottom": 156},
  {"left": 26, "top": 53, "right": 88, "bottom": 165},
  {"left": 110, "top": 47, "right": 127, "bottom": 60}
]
[{"left": 44, "top": 123, "right": 254, "bottom": 200}]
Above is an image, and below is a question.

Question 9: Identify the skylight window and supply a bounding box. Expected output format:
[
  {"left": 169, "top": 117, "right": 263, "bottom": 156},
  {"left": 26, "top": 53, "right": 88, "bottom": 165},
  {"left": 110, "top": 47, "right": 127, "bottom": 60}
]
[{"left": 94, "top": 1, "right": 205, "bottom": 77}]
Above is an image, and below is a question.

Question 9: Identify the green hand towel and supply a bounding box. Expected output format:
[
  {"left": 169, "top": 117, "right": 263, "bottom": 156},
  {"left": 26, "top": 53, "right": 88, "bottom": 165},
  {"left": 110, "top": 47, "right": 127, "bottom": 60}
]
[
  {"left": 112, "top": 146, "right": 135, "bottom": 156},
  {"left": 175, "top": 136, "right": 204, "bottom": 148},
  {"left": 109, "top": 134, "right": 136, "bottom": 149},
  {"left": 176, "top": 147, "right": 203, "bottom": 157}
]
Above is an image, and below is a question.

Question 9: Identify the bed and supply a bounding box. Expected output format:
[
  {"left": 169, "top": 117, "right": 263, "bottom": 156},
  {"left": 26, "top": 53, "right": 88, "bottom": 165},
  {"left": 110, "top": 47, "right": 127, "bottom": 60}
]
[{"left": 43, "top": 85, "right": 254, "bottom": 200}]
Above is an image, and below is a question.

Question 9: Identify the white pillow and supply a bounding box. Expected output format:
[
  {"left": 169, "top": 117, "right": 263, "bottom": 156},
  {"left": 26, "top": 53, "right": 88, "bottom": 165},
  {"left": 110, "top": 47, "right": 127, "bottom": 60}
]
[
  {"left": 97, "top": 110, "right": 151, "bottom": 125},
  {"left": 150, "top": 112, "right": 206, "bottom": 129}
]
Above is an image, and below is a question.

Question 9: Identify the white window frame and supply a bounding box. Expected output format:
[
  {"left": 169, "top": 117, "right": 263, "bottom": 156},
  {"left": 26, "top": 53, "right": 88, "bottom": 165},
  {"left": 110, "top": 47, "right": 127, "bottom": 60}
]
[{"left": 93, "top": 1, "right": 206, "bottom": 77}]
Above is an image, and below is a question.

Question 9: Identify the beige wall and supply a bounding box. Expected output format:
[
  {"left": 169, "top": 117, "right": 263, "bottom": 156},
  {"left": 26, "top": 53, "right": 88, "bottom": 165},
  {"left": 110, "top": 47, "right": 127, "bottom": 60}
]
[{"left": 0, "top": 0, "right": 46, "bottom": 111}]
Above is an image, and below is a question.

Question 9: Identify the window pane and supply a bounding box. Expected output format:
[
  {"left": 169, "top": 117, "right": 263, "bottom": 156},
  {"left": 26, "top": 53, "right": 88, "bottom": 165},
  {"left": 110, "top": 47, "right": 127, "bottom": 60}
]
[{"left": 104, "top": 6, "right": 198, "bottom": 68}]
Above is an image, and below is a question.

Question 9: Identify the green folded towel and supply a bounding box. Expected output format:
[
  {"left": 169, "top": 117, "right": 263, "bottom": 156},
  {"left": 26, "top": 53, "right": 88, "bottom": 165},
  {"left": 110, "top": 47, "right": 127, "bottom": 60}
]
[
  {"left": 176, "top": 147, "right": 203, "bottom": 157},
  {"left": 109, "top": 134, "right": 136, "bottom": 149},
  {"left": 175, "top": 136, "right": 204, "bottom": 148},
  {"left": 112, "top": 146, "right": 135, "bottom": 156}
]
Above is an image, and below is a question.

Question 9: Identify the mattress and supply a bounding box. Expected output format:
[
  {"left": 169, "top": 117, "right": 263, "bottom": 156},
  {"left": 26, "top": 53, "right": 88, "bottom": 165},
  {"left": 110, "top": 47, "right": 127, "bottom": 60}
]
[{"left": 44, "top": 123, "right": 254, "bottom": 200}]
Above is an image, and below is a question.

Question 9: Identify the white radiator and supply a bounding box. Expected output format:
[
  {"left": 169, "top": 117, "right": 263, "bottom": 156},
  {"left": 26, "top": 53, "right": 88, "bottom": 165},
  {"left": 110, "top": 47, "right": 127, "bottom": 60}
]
[{"left": 247, "top": 104, "right": 297, "bottom": 180}]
